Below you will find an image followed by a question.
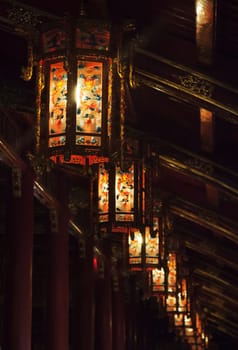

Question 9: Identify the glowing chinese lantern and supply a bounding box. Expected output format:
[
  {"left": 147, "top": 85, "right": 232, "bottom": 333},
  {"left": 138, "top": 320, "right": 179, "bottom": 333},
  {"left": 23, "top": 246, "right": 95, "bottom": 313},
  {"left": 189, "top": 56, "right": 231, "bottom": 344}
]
[
  {"left": 97, "top": 138, "right": 152, "bottom": 227},
  {"left": 145, "top": 218, "right": 160, "bottom": 269},
  {"left": 166, "top": 252, "right": 178, "bottom": 312},
  {"left": 36, "top": 14, "right": 116, "bottom": 166}
]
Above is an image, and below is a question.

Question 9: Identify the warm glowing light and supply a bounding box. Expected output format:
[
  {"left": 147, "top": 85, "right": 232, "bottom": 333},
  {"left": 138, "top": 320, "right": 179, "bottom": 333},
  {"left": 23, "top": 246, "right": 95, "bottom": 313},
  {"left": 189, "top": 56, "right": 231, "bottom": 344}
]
[
  {"left": 174, "top": 313, "right": 183, "bottom": 327},
  {"left": 184, "top": 315, "right": 193, "bottom": 327},
  {"left": 115, "top": 163, "right": 135, "bottom": 222},
  {"left": 145, "top": 225, "right": 159, "bottom": 267},
  {"left": 49, "top": 61, "right": 67, "bottom": 148},
  {"left": 75, "top": 84, "right": 80, "bottom": 104},
  {"left": 167, "top": 252, "right": 177, "bottom": 293},
  {"left": 196, "top": 1, "right": 204, "bottom": 20},
  {"left": 98, "top": 163, "right": 109, "bottom": 222},
  {"left": 152, "top": 267, "right": 165, "bottom": 292},
  {"left": 128, "top": 230, "right": 143, "bottom": 268},
  {"left": 93, "top": 257, "right": 98, "bottom": 271},
  {"left": 195, "top": 0, "right": 214, "bottom": 64}
]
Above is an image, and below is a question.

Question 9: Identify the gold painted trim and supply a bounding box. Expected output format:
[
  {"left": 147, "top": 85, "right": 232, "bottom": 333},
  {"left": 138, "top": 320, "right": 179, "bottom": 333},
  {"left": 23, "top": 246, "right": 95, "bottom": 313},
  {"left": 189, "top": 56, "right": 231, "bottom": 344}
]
[
  {"left": 159, "top": 154, "right": 238, "bottom": 198},
  {"left": 135, "top": 69, "right": 238, "bottom": 117},
  {"left": 135, "top": 48, "right": 238, "bottom": 94},
  {"left": 170, "top": 202, "right": 238, "bottom": 245}
]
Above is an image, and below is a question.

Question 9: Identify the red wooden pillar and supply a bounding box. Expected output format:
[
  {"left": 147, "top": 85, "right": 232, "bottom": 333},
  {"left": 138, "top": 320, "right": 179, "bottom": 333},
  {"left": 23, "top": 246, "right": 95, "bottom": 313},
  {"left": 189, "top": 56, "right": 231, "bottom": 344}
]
[
  {"left": 125, "top": 303, "right": 137, "bottom": 350},
  {"left": 94, "top": 236, "right": 112, "bottom": 350},
  {"left": 71, "top": 233, "right": 95, "bottom": 350},
  {"left": 112, "top": 273, "right": 126, "bottom": 350},
  {"left": 125, "top": 275, "right": 140, "bottom": 350},
  {"left": 5, "top": 166, "right": 34, "bottom": 350},
  {"left": 46, "top": 205, "right": 69, "bottom": 350},
  {"left": 70, "top": 176, "right": 95, "bottom": 350}
]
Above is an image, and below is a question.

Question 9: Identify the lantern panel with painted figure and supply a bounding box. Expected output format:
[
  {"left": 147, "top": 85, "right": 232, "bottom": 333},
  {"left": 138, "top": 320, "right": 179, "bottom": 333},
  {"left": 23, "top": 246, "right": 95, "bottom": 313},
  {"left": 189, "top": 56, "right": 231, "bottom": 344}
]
[
  {"left": 174, "top": 313, "right": 184, "bottom": 327},
  {"left": 145, "top": 223, "right": 159, "bottom": 268},
  {"left": 49, "top": 61, "right": 67, "bottom": 148},
  {"left": 98, "top": 163, "right": 110, "bottom": 222},
  {"left": 115, "top": 163, "right": 134, "bottom": 222},
  {"left": 128, "top": 229, "right": 143, "bottom": 269},
  {"left": 167, "top": 252, "right": 177, "bottom": 293},
  {"left": 75, "top": 60, "right": 103, "bottom": 147},
  {"left": 177, "top": 278, "right": 189, "bottom": 314},
  {"left": 151, "top": 267, "right": 166, "bottom": 293},
  {"left": 166, "top": 294, "right": 177, "bottom": 313}
]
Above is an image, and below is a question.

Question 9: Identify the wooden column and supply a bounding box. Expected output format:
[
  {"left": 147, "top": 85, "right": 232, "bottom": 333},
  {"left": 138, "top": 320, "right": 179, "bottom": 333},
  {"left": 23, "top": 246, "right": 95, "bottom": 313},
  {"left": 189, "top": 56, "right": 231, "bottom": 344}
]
[
  {"left": 111, "top": 259, "right": 126, "bottom": 350},
  {"left": 94, "top": 236, "right": 112, "bottom": 350},
  {"left": 125, "top": 275, "right": 138, "bottom": 350},
  {"left": 70, "top": 176, "right": 95, "bottom": 349},
  {"left": 4, "top": 166, "right": 34, "bottom": 350},
  {"left": 46, "top": 205, "right": 69, "bottom": 350},
  {"left": 71, "top": 233, "right": 95, "bottom": 350}
]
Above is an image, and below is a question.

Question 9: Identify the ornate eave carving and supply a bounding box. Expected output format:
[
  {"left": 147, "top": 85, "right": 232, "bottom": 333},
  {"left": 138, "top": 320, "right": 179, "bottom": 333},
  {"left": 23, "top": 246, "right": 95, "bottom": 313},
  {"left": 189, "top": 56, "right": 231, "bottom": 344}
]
[{"left": 132, "top": 48, "right": 238, "bottom": 124}]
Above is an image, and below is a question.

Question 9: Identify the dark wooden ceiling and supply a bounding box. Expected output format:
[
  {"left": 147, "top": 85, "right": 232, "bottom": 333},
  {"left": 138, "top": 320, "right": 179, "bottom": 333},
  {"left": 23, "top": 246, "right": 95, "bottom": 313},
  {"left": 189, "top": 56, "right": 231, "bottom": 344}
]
[{"left": 1, "top": 0, "right": 238, "bottom": 348}]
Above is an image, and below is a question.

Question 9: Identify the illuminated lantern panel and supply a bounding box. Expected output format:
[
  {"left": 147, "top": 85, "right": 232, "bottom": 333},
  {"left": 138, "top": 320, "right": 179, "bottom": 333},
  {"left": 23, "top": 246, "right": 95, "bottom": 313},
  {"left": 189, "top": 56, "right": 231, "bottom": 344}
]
[
  {"left": 183, "top": 315, "right": 195, "bottom": 342},
  {"left": 75, "top": 60, "right": 103, "bottom": 147},
  {"left": 115, "top": 163, "right": 134, "bottom": 222},
  {"left": 98, "top": 163, "right": 109, "bottom": 222},
  {"left": 166, "top": 294, "right": 177, "bottom": 313},
  {"left": 49, "top": 61, "right": 67, "bottom": 148},
  {"left": 145, "top": 224, "right": 159, "bottom": 268},
  {"left": 151, "top": 267, "right": 166, "bottom": 306},
  {"left": 39, "top": 20, "right": 114, "bottom": 164},
  {"left": 151, "top": 267, "right": 166, "bottom": 293},
  {"left": 167, "top": 252, "right": 177, "bottom": 293},
  {"left": 177, "top": 278, "right": 189, "bottom": 314},
  {"left": 165, "top": 252, "right": 178, "bottom": 312},
  {"left": 48, "top": 59, "right": 106, "bottom": 153},
  {"left": 184, "top": 314, "right": 193, "bottom": 328},
  {"left": 174, "top": 313, "right": 183, "bottom": 327},
  {"left": 128, "top": 230, "right": 143, "bottom": 270}
]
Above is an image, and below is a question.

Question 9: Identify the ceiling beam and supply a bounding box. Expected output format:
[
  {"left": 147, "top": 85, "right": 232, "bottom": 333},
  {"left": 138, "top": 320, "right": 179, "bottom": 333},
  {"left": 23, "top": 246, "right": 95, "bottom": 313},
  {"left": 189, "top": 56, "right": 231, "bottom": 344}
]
[
  {"left": 132, "top": 48, "right": 238, "bottom": 123},
  {"left": 170, "top": 197, "right": 238, "bottom": 245}
]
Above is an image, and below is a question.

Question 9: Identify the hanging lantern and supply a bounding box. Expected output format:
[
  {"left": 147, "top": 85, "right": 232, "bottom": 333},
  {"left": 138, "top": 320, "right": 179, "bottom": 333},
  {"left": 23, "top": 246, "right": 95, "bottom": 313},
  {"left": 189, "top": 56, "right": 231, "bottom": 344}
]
[
  {"left": 182, "top": 314, "right": 195, "bottom": 340},
  {"left": 145, "top": 201, "right": 168, "bottom": 305},
  {"left": 145, "top": 219, "right": 160, "bottom": 269},
  {"left": 127, "top": 217, "right": 161, "bottom": 272},
  {"left": 97, "top": 160, "right": 139, "bottom": 225},
  {"left": 144, "top": 205, "right": 164, "bottom": 269},
  {"left": 177, "top": 277, "right": 190, "bottom": 314},
  {"left": 149, "top": 266, "right": 166, "bottom": 307},
  {"left": 114, "top": 160, "right": 137, "bottom": 223},
  {"left": 127, "top": 198, "right": 163, "bottom": 272},
  {"left": 36, "top": 14, "right": 115, "bottom": 166},
  {"left": 97, "top": 139, "right": 150, "bottom": 227},
  {"left": 173, "top": 278, "right": 192, "bottom": 343},
  {"left": 175, "top": 313, "right": 207, "bottom": 350},
  {"left": 166, "top": 252, "right": 178, "bottom": 312}
]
